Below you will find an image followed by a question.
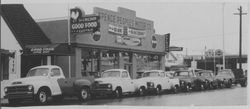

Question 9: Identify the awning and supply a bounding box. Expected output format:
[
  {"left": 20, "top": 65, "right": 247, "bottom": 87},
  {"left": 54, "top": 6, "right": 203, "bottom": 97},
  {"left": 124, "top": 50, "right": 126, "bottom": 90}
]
[{"left": 23, "top": 43, "right": 74, "bottom": 56}]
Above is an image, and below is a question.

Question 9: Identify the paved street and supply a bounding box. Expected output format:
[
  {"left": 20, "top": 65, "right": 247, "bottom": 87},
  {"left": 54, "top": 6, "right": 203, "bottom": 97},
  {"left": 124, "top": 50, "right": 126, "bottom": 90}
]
[{"left": 1, "top": 85, "right": 247, "bottom": 108}]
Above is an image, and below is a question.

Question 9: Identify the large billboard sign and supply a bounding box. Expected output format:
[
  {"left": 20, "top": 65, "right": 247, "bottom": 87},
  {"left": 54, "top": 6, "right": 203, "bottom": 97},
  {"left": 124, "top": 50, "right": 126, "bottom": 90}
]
[
  {"left": 165, "top": 33, "right": 170, "bottom": 52},
  {"left": 70, "top": 8, "right": 100, "bottom": 34}
]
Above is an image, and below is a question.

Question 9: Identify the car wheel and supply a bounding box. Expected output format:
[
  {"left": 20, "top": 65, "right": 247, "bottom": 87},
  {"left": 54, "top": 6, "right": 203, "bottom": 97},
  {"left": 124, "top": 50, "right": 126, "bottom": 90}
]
[
  {"left": 78, "top": 87, "right": 90, "bottom": 102},
  {"left": 200, "top": 84, "right": 205, "bottom": 91},
  {"left": 186, "top": 85, "right": 191, "bottom": 92},
  {"left": 240, "top": 80, "right": 247, "bottom": 87},
  {"left": 155, "top": 86, "right": 161, "bottom": 95},
  {"left": 226, "top": 80, "right": 232, "bottom": 88},
  {"left": 172, "top": 85, "right": 179, "bottom": 94},
  {"left": 138, "top": 87, "right": 145, "bottom": 96},
  {"left": 113, "top": 88, "right": 122, "bottom": 98},
  {"left": 36, "top": 89, "right": 49, "bottom": 105}
]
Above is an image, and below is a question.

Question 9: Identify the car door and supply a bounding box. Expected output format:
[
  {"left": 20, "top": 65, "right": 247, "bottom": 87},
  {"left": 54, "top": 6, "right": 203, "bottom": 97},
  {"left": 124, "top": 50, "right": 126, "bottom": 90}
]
[
  {"left": 160, "top": 71, "right": 170, "bottom": 90},
  {"left": 49, "top": 68, "right": 64, "bottom": 95},
  {"left": 121, "top": 71, "right": 134, "bottom": 92}
]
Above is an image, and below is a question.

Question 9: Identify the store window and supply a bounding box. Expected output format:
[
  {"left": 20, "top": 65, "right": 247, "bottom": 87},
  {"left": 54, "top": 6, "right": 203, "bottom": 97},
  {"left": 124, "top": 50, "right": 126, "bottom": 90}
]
[
  {"left": 100, "top": 51, "right": 119, "bottom": 71},
  {"left": 136, "top": 53, "right": 160, "bottom": 71}
]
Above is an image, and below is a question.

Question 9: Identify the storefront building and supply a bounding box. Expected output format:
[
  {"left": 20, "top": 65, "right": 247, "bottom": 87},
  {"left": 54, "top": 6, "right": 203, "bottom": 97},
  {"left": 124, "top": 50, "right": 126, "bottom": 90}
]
[{"left": 38, "top": 7, "right": 167, "bottom": 79}]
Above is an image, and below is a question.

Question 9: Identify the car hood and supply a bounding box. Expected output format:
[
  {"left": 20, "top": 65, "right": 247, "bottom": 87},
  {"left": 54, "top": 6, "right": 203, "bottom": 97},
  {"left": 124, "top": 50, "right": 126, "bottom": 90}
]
[
  {"left": 174, "top": 76, "right": 192, "bottom": 82},
  {"left": 137, "top": 77, "right": 161, "bottom": 82},
  {"left": 9, "top": 76, "right": 49, "bottom": 86},
  {"left": 94, "top": 77, "right": 123, "bottom": 84}
]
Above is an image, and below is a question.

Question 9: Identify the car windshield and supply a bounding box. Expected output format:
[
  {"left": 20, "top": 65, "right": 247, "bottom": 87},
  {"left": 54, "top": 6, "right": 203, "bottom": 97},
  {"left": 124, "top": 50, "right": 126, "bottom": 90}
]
[
  {"left": 198, "top": 72, "right": 211, "bottom": 77},
  {"left": 217, "top": 71, "right": 229, "bottom": 76},
  {"left": 174, "top": 71, "right": 189, "bottom": 76},
  {"left": 143, "top": 71, "right": 159, "bottom": 77},
  {"left": 101, "top": 71, "right": 120, "bottom": 78},
  {"left": 27, "top": 68, "right": 49, "bottom": 77}
]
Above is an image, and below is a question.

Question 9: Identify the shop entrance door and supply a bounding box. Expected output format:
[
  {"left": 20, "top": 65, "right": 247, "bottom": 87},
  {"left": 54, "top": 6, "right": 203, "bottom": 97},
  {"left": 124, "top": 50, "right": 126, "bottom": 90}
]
[{"left": 124, "top": 64, "right": 132, "bottom": 77}]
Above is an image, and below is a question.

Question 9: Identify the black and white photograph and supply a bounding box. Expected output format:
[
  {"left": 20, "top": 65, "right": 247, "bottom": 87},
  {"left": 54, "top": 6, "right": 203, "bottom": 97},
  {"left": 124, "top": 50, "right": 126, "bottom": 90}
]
[{"left": 0, "top": 0, "right": 249, "bottom": 109}]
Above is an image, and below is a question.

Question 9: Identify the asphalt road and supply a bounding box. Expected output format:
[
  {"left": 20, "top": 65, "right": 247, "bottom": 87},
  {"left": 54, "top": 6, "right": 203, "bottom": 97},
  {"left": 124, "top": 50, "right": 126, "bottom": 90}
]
[{"left": 1, "top": 85, "right": 247, "bottom": 107}]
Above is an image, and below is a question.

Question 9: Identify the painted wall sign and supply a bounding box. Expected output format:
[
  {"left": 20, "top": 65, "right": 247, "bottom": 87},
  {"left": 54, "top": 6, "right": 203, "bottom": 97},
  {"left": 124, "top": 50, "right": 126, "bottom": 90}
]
[
  {"left": 108, "top": 24, "right": 123, "bottom": 35},
  {"left": 127, "top": 27, "right": 146, "bottom": 38},
  {"left": 116, "top": 36, "right": 141, "bottom": 46}
]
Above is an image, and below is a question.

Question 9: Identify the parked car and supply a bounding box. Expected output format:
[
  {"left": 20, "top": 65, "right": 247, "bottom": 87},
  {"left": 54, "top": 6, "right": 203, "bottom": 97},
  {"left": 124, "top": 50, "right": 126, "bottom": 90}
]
[
  {"left": 215, "top": 69, "right": 235, "bottom": 88},
  {"left": 165, "top": 71, "right": 180, "bottom": 93},
  {"left": 173, "top": 70, "right": 204, "bottom": 92},
  {"left": 4, "top": 65, "right": 94, "bottom": 105},
  {"left": 91, "top": 69, "right": 141, "bottom": 98},
  {"left": 135, "top": 70, "right": 179, "bottom": 95},
  {"left": 196, "top": 70, "right": 219, "bottom": 89},
  {"left": 232, "top": 69, "right": 247, "bottom": 87}
]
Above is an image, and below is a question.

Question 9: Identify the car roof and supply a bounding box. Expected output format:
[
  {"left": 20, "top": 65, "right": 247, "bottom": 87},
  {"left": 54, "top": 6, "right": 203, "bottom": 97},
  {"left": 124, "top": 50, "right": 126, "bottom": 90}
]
[
  {"left": 104, "top": 69, "right": 127, "bottom": 72},
  {"left": 144, "top": 70, "right": 164, "bottom": 72},
  {"left": 31, "top": 65, "right": 60, "bottom": 70}
]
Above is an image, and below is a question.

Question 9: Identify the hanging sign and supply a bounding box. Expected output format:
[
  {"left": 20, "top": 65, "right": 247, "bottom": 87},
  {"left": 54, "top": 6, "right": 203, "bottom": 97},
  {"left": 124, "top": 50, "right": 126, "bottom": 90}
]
[{"left": 70, "top": 8, "right": 100, "bottom": 34}]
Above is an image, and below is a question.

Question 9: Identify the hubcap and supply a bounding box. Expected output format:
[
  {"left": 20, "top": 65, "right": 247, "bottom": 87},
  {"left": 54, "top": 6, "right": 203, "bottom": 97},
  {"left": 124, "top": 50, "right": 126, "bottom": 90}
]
[
  {"left": 139, "top": 88, "right": 143, "bottom": 95},
  {"left": 115, "top": 90, "right": 120, "bottom": 97},
  {"left": 39, "top": 91, "right": 47, "bottom": 103},
  {"left": 81, "top": 89, "right": 88, "bottom": 99}
]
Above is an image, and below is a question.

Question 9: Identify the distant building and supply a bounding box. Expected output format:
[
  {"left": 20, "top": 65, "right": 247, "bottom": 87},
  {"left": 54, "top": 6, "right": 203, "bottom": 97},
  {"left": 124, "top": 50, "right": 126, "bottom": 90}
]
[{"left": 184, "top": 54, "right": 248, "bottom": 72}]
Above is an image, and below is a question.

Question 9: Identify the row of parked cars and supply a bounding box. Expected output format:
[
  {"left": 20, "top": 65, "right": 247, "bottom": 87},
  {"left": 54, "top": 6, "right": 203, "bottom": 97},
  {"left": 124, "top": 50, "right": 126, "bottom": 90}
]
[{"left": 3, "top": 65, "right": 246, "bottom": 105}]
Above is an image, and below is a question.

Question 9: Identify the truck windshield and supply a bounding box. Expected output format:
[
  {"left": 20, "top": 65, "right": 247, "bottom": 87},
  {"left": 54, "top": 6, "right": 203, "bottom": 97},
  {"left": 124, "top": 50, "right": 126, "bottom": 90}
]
[
  {"left": 217, "top": 71, "right": 228, "bottom": 76},
  {"left": 27, "top": 68, "right": 49, "bottom": 77},
  {"left": 198, "top": 72, "right": 211, "bottom": 77},
  {"left": 174, "top": 71, "right": 189, "bottom": 76},
  {"left": 102, "top": 71, "right": 120, "bottom": 78},
  {"left": 143, "top": 71, "right": 159, "bottom": 77}
]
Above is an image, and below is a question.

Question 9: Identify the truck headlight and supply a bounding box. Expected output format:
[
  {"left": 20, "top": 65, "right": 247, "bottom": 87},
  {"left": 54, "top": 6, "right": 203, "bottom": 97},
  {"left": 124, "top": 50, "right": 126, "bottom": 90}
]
[
  {"left": 107, "top": 84, "right": 112, "bottom": 88},
  {"left": 4, "top": 87, "right": 8, "bottom": 93},
  {"left": 28, "top": 85, "right": 33, "bottom": 91}
]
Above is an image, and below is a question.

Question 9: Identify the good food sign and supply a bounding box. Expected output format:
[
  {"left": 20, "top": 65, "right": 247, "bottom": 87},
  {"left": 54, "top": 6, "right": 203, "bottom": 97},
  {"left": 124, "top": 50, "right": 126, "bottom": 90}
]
[{"left": 70, "top": 8, "right": 100, "bottom": 34}]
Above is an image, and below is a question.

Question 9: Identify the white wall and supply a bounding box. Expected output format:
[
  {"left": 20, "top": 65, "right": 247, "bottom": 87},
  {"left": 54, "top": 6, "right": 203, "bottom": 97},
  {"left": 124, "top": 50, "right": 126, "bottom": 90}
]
[{"left": 1, "top": 17, "right": 22, "bottom": 80}]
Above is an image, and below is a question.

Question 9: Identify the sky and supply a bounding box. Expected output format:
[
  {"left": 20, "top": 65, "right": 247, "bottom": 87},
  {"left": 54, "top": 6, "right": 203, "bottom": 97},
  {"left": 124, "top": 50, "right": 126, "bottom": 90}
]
[{"left": 1, "top": 0, "right": 249, "bottom": 55}]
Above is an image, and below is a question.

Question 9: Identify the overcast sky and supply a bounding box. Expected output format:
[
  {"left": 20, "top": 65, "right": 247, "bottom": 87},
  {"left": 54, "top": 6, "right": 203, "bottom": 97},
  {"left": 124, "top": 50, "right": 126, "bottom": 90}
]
[{"left": 1, "top": 0, "right": 249, "bottom": 55}]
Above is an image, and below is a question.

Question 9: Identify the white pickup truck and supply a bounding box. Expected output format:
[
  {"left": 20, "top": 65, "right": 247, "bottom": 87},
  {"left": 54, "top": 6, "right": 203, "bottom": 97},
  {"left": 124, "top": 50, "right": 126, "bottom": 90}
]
[
  {"left": 4, "top": 65, "right": 94, "bottom": 105},
  {"left": 136, "top": 70, "right": 180, "bottom": 95},
  {"left": 91, "top": 69, "right": 144, "bottom": 98}
]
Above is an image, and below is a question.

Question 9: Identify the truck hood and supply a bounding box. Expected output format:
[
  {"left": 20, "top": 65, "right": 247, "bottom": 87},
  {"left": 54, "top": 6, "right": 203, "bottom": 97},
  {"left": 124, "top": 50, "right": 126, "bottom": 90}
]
[
  {"left": 137, "top": 77, "right": 161, "bottom": 82},
  {"left": 9, "top": 76, "right": 49, "bottom": 86},
  {"left": 94, "top": 77, "right": 123, "bottom": 84}
]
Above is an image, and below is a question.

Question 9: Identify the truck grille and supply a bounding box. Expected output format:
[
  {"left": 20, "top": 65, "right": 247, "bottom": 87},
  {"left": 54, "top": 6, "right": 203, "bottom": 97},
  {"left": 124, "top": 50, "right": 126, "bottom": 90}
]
[
  {"left": 7, "top": 86, "right": 29, "bottom": 93},
  {"left": 93, "top": 83, "right": 110, "bottom": 89}
]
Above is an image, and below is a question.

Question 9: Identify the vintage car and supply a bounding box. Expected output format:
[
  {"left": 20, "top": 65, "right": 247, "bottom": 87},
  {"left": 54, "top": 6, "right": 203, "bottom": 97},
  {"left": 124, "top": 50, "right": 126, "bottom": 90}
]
[
  {"left": 135, "top": 70, "right": 180, "bottom": 95},
  {"left": 165, "top": 71, "right": 181, "bottom": 93},
  {"left": 173, "top": 70, "right": 205, "bottom": 92},
  {"left": 215, "top": 69, "right": 235, "bottom": 88},
  {"left": 4, "top": 65, "right": 94, "bottom": 105},
  {"left": 232, "top": 69, "right": 247, "bottom": 87},
  {"left": 195, "top": 70, "right": 219, "bottom": 89},
  {"left": 91, "top": 69, "right": 141, "bottom": 98}
]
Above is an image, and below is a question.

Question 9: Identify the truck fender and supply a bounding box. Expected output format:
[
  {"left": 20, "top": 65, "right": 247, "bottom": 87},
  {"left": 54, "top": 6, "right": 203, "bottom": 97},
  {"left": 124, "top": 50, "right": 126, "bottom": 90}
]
[{"left": 74, "top": 79, "right": 92, "bottom": 91}]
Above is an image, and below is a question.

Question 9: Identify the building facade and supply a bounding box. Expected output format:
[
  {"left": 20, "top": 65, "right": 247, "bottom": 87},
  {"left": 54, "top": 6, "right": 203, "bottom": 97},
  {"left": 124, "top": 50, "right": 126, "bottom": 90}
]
[{"left": 37, "top": 7, "right": 167, "bottom": 79}]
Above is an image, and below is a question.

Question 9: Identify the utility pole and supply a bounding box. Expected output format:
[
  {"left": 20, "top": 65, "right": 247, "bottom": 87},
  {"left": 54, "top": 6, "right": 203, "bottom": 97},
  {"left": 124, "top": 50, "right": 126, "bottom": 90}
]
[
  {"left": 234, "top": 6, "right": 247, "bottom": 70},
  {"left": 222, "top": 3, "right": 225, "bottom": 70}
]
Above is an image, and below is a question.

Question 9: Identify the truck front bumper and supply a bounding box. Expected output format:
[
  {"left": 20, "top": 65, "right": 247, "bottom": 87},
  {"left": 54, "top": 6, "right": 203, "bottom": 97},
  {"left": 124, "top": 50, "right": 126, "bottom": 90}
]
[{"left": 91, "top": 88, "right": 113, "bottom": 96}]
